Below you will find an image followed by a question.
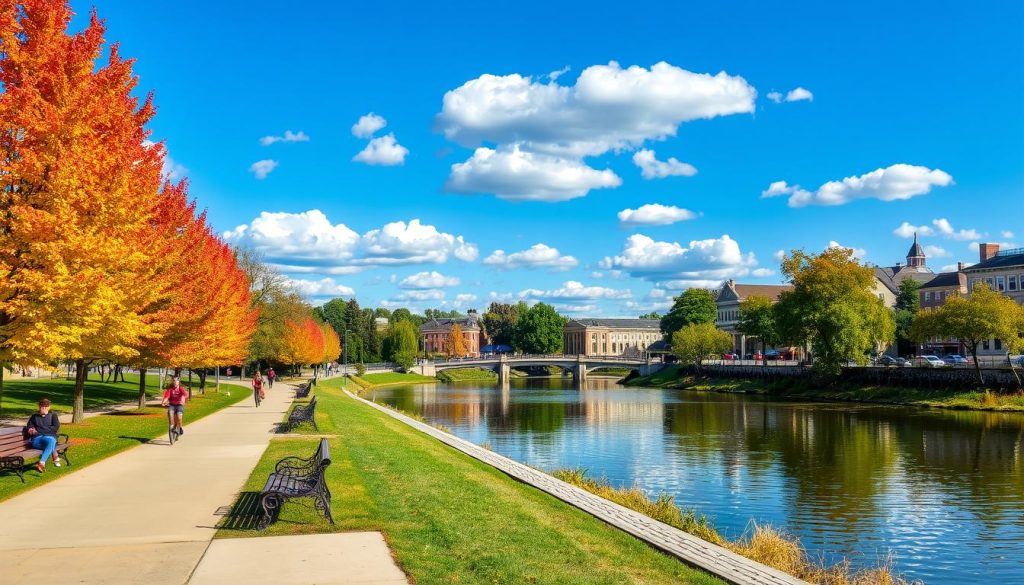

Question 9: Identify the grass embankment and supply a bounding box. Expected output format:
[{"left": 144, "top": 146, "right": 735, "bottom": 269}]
[
  {"left": 221, "top": 378, "right": 723, "bottom": 585},
  {"left": 347, "top": 371, "right": 437, "bottom": 392},
  {"left": 0, "top": 372, "right": 163, "bottom": 419},
  {"left": 0, "top": 379, "right": 249, "bottom": 502},
  {"left": 553, "top": 469, "right": 910, "bottom": 585},
  {"left": 436, "top": 368, "right": 498, "bottom": 383},
  {"left": 628, "top": 365, "right": 1024, "bottom": 411}
]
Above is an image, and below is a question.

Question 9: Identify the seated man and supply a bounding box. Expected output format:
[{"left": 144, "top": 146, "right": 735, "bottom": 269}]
[{"left": 25, "top": 398, "right": 61, "bottom": 473}]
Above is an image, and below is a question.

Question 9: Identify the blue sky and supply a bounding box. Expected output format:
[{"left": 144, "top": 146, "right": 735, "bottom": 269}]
[{"left": 80, "top": 0, "right": 1023, "bottom": 315}]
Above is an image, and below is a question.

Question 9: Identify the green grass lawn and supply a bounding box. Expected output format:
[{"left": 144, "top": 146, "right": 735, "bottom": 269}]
[
  {"left": 0, "top": 373, "right": 169, "bottom": 419},
  {"left": 351, "top": 372, "right": 437, "bottom": 389},
  {"left": 436, "top": 367, "right": 498, "bottom": 383},
  {"left": 0, "top": 381, "right": 249, "bottom": 502},
  {"left": 220, "top": 378, "right": 722, "bottom": 585}
]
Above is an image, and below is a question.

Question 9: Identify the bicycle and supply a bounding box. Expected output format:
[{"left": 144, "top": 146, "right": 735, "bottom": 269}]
[
  {"left": 253, "top": 387, "right": 262, "bottom": 408},
  {"left": 168, "top": 423, "right": 180, "bottom": 445}
]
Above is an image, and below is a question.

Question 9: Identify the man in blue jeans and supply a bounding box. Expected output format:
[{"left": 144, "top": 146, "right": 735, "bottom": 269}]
[{"left": 25, "top": 398, "right": 61, "bottom": 473}]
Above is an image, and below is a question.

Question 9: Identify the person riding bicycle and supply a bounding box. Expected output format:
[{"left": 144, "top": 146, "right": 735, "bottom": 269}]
[
  {"left": 252, "top": 370, "right": 265, "bottom": 405},
  {"left": 266, "top": 367, "right": 276, "bottom": 389},
  {"left": 161, "top": 376, "right": 188, "bottom": 436}
]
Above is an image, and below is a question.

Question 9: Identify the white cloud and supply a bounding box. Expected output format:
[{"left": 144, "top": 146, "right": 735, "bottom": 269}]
[
  {"left": 632, "top": 149, "right": 697, "bottom": 179},
  {"left": 893, "top": 222, "right": 935, "bottom": 238},
  {"left": 618, "top": 204, "right": 697, "bottom": 227},
  {"left": 143, "top": 140, "right": 188, "bottom": 181},
  {"left": 362, "top": 219, "right": 479, "bottom": 264},
  {"left": 249, "top": 159, "right": 279, "bottom": 179},
  {"left": 773, "top": 249, "right": 786, "bottom": 261},
  {"left": 752, "top": 268, "right": 775, "bottom": 277},
  {"left": 932, "top": 218, "right": 981, "bottom": 241},
  {"left": 223, "top": 211, "right": 477, "bottom": 273},
  {"left": 260, "top": 130, "right": 310, "bottom": 146},
  {"left": 444, "top": 146, "right": 620, "bottom": 202},
  {"left": 968, "top": 241, "right": 1019, "bottom": 251},
  {"left": 827, "top": 240, "right": 866, "bottom": 259},
  {"left": 287, "top": 277, "right": 355, "bottom": 300},
  {"left": 518, "top": 280, "right": 632, "bottom": 301},
  {"left": 940, "top": 262, "right": 974, "bottom": 272},
  {"left": 452, "top": 293, "right": 478, "bottom": 305},
  {"left": 551, "top": 303, "right": 598, "bottom": 314},
  {"left": 590, "top": 271, "right": 605, "bottom": 279},
  {"left": 483, "top": 243, "right": 578, "bottom": 271},
  {"left": 548, "top": 66, "right": 571, "bottom": 81},
  {"left": 603, "top": 234, "right": 758, "bottom": 283},
  {"left": 394, "top": 289, "right": 446, "bottom": 302},
  {"left": 653, "top": 279, "right": 724, "bottom": 291},
  {"left": 766, "top": 91, "right": 783, "bottom": 104},
  {"left": 436, "top": 61, "right": 756, "bottom": 157},
  {"left": 763, "top": 164, "right": 953, "bottom": 207},
  {"left": 487, "top": 291, "right": 517, "bottom": 303},
  {"left": 785, "top": 87, "right": 813, "bottom": 102},
  {"left": 353, "top": 133, "right": 408, "bottom": 166},
  {"left": 923, "top": 245, "right": 950, "bottom": 258},
  {"left": 399, "top": 271, "right": 461, "bottom": 289},
  {"left": 351, "top": 113, "right": 387, "bottom": 138},
  {"left": 1002, "top": 230, "right": 1015, "bottom": 239}
]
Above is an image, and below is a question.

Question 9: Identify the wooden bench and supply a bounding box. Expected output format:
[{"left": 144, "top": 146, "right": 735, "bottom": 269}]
[
  {"left": 258, "top": 438, "right": 333, "bottom": 529},
  {"left": 286, "top": 396, "right": 318, "bottom": 431},
  {"left": 0, "top": 426, "right": 71, "bottom": 482},
  {"left": 294, "top": 382, "right": 312, "bottom": 400}
]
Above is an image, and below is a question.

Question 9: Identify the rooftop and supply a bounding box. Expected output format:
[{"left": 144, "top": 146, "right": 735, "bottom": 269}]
[
  {"left": 567, "top": 318, "right": 661, "bottom": 329},
  {"left": 920, "top": 272, "right": 965, "bottom": 289},
  {"left": 963, "top": 248, "right": 1024, "bottom": 272}
]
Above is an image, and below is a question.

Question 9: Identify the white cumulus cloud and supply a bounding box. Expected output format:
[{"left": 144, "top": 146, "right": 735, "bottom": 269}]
[
  {"left": 351, "top": 113, "right": 387, "bottom": 138},
  {"left": 353, "top": 134, "right": 408, "bottom": 166},
  {"left": 893, "top": 222, "right": 936, "bottom": 238},
  {"left": 602, "top": 234, "right": 758, "bottom": 283},
  {"left": 1002, "top": 230, "right": 1015, "bottom": 239},
  {"left": 766, "top": 91, "right": 783, "bottom": 104},
  {"left": 763, "top": 164, "right": 953, "bottom": 207},
  {"left": 785, "top": 87, "right": 813, "bottom": 102},
  {"left": 393, "top": 289, "right": 446, "bottom": 302},
  {"left": 827, "top": 240, "right": 866, "bottom": 259},
  {"left": 632, "top": 149, "right": 697, "bottom": 179},
  {"left": 519, "top": 281, "right": 632, "bottom": 302},
  {"left": 287, "top": 277, "right": 355, "bottom": 300},
  {"left": 483, "top": 243, "right": 578, "bottom": 271},
  {"left": 444, "top": 146, "right": 620, "bottom": 202},
  {"left": 618, "top": 204, "right": 697, "bottom": 227},
  {"left": 932, "top": 218, "right": 981, "bottom": 241},
  {"left": 399, "top": 271, "right": 461, "bottom": 289},
  {"left": 923, "top": 245, "right": 950, "bottom": 258},
  {"left": 224, "top": 211, "right": 477, "bottom": 274},
  {"left": 249, "top": 159, "right": 278, "bottom": 180},
  {"left": 260, "top": 130, "right": 309, "bottom": 146}
]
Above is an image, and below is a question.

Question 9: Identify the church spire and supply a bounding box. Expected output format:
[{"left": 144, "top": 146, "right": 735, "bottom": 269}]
[{"left": 906, "top": 231, "right": 926, "bottom": 267}]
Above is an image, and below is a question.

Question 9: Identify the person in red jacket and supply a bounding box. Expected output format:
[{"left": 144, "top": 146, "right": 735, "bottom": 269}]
[
  {"left": 161, "top": 376, "right": 189, "bottom": 436},
  {"left": 266, "top": 367, "right": 276, "bottom": 389}
]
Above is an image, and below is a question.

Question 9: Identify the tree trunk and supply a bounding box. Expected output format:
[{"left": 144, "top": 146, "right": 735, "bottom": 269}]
[
  {"left": 216, "top": 368, "right": 221, "bottom": 392},
  {"left": 198, "top": 370, "right": 207, "bottom": 394},
  {"left": 117, "top": 365, "right": 125, "bottom": 383},
  {"left": 187, "top": 368, "right": 193, "bottom": 398},
  {"left": 969, "top": 341, "right": 984, "bottom": 386},
  {"left": 73, "top": 359, "right": 87, "bottom": 423},
  {"left": 138, "top": 367, "right": 147, "bottom": 409},
  {"left": 0, "top": 366, "right": 5, "bottom": 417}
]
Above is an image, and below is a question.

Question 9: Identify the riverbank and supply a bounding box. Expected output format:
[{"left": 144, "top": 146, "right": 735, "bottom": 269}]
[
  {"left": 348, "top": 372, "right": 437, "bottom": 391},
  {"left": 436, "top": 368, "right": 497, "bottom": 383},
  {"left": 221, "top": 378, "right": 723, "bottom": 584},
  {"left": 626, "top": 365, "right": 1024, "bottom": 411}
]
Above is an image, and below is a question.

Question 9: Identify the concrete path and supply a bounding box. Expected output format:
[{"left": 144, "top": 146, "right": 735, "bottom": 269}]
[{"left": 0, "top": 381, "right": 407, "bottom": 584}]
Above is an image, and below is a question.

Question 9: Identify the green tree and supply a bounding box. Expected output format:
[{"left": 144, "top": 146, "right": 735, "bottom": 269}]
[
  {"left": 361, "top": 308, "right": 381, "bottom": 363},
  {"left": 660, "top": 288, "right": 718, "bottom": 340},
  {"left": 894, "top": 279, "right": 922, "bottom": 356},
  {"left": 638, "top": 311, "right": 662, "bottom": 320},
  {"left": 513, "top": 303, "right": 566, "bottom": 354},
  {"left": 671, "top": 323, "right": 733, "bottom": 373},
  {"left": 318, "top": 298, "right": 348, "bottom": 354},
  {"left": 482, "top": 302, "right": 522, "bottom": 346},
  {"left": 384, "top": 320, "right": 419, "bottom": 369},
  {"left": 775, "top": 247, "right": 896, "bottom": 375},
  {"left": 911, "top": 284, "right": 1024, "bottom": 386},
  {"left": 737, "top": 295, "right": 777, "bottom": 360}
]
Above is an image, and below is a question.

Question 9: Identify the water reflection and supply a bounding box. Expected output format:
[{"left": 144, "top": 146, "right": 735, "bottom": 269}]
[{"left": 370, "top": 380, "right": 1024, "bottom": 584}]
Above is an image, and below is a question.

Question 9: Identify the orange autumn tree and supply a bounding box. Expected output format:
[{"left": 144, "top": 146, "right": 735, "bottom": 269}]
[
  {"left": 0, "top": 1, "right": 167, "bottom": 420},
  {"left": 321, "top": 323, "right": 340, "bottom": 367},
  {"left": 280, "top": 318, "right": 325, "bottom": 374},
  {"left": 445, "top": 323, "right": 468, "bottom": 358}
]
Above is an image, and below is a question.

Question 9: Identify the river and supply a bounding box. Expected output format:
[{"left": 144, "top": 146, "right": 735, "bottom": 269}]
[{"left": 369, "top": 377, "right": 1024, "bottom": 585}]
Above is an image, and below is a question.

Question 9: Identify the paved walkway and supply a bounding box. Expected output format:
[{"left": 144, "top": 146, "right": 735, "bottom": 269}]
[
  {"left": 346, "top": 389, "right": 808, "bottom": 585},
  {"left": 0, "top": 381, "right": 407, "bottom": 585}
]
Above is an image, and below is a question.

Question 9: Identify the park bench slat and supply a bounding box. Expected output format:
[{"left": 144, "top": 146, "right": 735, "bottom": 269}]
[
  {"left": 257, "top": 437, "right": 332, "bottom": 529},
  {"left": 0, "top": 426, "right": 72, "bottom": 483},
  {"left": 286, "top": 396, "right": 318, "bottom": 431}
]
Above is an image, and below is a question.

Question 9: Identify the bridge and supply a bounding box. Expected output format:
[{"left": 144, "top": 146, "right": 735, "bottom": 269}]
[{"left": 414, "top": 355, "right": 666, "bottom": 386}]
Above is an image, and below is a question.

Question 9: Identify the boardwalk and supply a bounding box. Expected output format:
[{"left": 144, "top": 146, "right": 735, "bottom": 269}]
[{"left": 347, "top": 389, "right": 809, "bottom": 585}]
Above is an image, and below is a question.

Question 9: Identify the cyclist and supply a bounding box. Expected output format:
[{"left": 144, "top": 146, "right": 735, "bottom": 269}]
[
  {"left": 266, "top": 367, "right": 276, "bottom": 389},
  {"left": 161, "top": 376, "right": 188, "bottom": 437},
  {"left": 252, "top": 370, "right": 265, "bottom": 407}
]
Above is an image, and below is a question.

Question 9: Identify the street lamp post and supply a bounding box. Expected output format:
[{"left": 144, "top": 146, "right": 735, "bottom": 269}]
[{"left": 343, "top": 329, "right": 351, "bottom": 376}]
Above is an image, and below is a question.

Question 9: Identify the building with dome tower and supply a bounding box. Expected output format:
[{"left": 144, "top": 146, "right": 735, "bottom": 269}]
[{"left": 870, "top": 232, "right": 935, "bottom": 307}]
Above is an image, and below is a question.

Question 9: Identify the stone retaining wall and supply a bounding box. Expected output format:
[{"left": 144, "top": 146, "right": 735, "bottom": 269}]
[{"left": 698, "top": 364, "right": 1021, "bottom": 390}]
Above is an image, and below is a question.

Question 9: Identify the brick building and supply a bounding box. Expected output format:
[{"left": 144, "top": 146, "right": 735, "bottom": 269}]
[
  {"left": 563, "top": 319, "right": 661, "bottom": 357},
  {"left": 420, "top": 317, "right": 482, "bottom": 357}
]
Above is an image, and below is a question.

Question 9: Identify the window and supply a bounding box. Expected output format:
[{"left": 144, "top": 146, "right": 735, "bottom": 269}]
[
  {"left": 1010, "top": 275, "right": 1019, "bottom": 291},
  {"left": 924, "top": 292, "right": 931, "bottom": 301},
  {"left": 995, "top": 339, "right": 1003, "bottom": 350},
  {"left": 986, "top": 277, "right": 995, "bottom": 288},
  {"left": 997, "top": 276, "right": 1006, "bottom": 292},
  {"left": 983, "top": 339, "right": 990, "bottom": 350}
]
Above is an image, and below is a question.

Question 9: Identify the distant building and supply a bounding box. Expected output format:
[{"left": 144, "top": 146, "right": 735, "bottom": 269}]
[
  {"left": 871, "top": 232, "right": 935, "bottom": 306},
  {"left": 962, "top": 243, "right": 1024, "bottom": 355},
  {"left": 420, "top": 316, "right": 481, "bottom": 357},
  {"left": 917, "top": 266, "right": 969, "bottom": 356},
  {"left": 374, "top": 317, "right": 389, "bottom": 331},
  {"left": 563, "top": 319, "right": 661, "bottom": 357},
  {"left": 714, "top": 280, "right": 793, "bottom": 355}
]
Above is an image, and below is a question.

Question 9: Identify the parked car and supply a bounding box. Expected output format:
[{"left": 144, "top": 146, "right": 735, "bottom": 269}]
[
  {"left": 942, "top": 354, "right": 968, "bottom": 365},
  {"left": 764, "top": 350, "right": 780, "bottom": 360},
  {"left": 752, "top": 352, "right": 764, "bottom": 360},
  {"left": 917, "top": 355, "right": 947, "bottom": 368},
  {"left": 874, "top": 355, "right": 899, "bottom": 366}
]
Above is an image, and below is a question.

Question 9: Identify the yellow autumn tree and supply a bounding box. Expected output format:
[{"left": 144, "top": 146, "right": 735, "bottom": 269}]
[
  {"left": 445, "top": 323, "right": 468, "bottom": 358},
  {"left": 0, "top": 2, "right": 168, "bottom": 420}
]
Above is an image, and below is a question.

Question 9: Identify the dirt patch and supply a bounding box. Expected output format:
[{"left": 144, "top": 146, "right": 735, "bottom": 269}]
[{"left": 69, "top": 437, "right": 98, "bottom": 446}]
